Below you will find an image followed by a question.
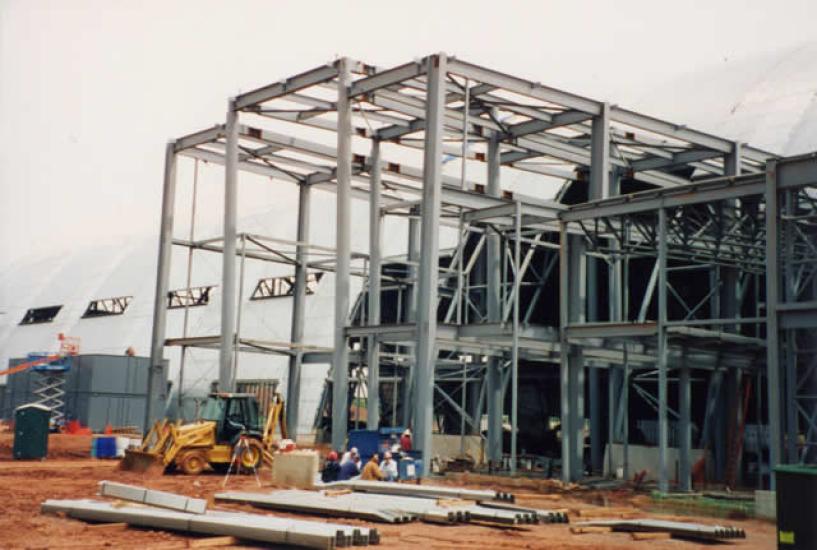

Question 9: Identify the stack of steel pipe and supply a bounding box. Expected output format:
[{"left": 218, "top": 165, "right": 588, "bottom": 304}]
[
  {"left": 42, "top": 499, "right": 378, "bottom": 548},
  {"left": 324, "top": 480, "right": 514, "bottom": 502},
  {"left": 576, "top": 519, "right": 746, "bottom": 541},
  {"left": 215, "top": 490, "right": 416, "bottom": 523}
]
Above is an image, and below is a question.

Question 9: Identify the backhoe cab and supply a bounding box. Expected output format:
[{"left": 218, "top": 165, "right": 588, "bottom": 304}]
[
  {"left": 121, "top": 392, "right": 286, "bottom": 475},
  {"left": 201, "top": 393, "right": 262, "bottom": 446}
]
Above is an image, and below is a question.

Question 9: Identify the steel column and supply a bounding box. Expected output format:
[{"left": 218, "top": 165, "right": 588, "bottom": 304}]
[
  {"left": 219, "top": 101, "right": 239, "bottom": 392},
  {"left": 765, "top": 161, "right": 782, "bottom": 487},
  {"left": 367, "top": 140, "right": 383, "bottom": 429},
  {"left": 146, "top": 141, "right": 177, "bottom": 430},
  {"left": 560, "top": 227, "right": 586, "bottom": 482},
  {"left": 332, "top": 58, "right": 353, "bottom": 450},
  {"left": 678, "top": 362, "right": 692, "bottom": 491},
  {"left": 587, "top": 102, "right": 610, "bottom": 474},
  {"left": 510, "top": 201, "right": 521, "bottom": 474},
  {"left": 414, "top": 53, "right": 447, "bottom": 472},
  {"left": 402, "top": 210, "right": 420, "bottom": 428},
  {"left": 657, "top": 207, "right": 669, "bottom": 492},
  {"left": 177, "top": 159, "right": 199, "bottom": 411},
  {"left": 287, "top": 181, "right": 311, "bottom": 437},
  {"left": 486, "top": 122, "right": 503, "bottom": 465}
]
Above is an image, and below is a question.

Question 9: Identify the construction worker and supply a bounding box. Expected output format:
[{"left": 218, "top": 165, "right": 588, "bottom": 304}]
[
  {"left": 340, "top": 446, "right": 359, "bottom": 465},
  {"left": 400, "top": 429, "right": 412, "bottom": 452},
  {"left": 338, "top": 452, "right": 361, "bottom": 480},
  {"left": 321, "top": 451, "right": 341, "bottom": 483},
  {"left": 360, "top": 453, "right": 386, "bottom": 481},
  {"left": 381, "top": 451, "right": 398, "bottom": 481}
]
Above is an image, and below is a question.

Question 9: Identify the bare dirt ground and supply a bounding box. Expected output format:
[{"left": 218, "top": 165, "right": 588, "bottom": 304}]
[{"left": 0, "top": 434, "right": 776, "bottom": 549}]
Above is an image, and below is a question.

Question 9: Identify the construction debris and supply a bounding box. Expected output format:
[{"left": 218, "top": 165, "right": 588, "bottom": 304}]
[
  {"left": 324, "top": 479, "right": 515, "bottom": 502},
  {"left": 43, "top": 494, "right": 380, "bottom": 549},
  {"left": 573, "top": 506, "right": 640, "bottom": 518},
  {"left": 85, "top": 521, "right": 129, "bottom": 531},
  {"left": 630, "top": 531, "right": 671, "bottom": 541},
  {"left": 576, "top": 519, "right": 746, "bottom": 542},
  {"left": 570, "top": 526, "right": 612, "bottom": 534},
  {"left": 99, "top": 481, "right": 207, "bottom": 514}
]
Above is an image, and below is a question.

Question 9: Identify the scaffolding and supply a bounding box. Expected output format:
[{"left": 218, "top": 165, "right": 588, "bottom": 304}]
[{"left": 147, "top": 53, "right": 816, "bottom": 491}]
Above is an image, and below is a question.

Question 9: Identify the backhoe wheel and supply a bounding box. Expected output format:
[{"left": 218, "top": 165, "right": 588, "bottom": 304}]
[
  {"left": 178, "top": 450, "right": 208, "bottom": 475},
  {"left": 236, "top": 439, "right": 263, "bottom": 474}
]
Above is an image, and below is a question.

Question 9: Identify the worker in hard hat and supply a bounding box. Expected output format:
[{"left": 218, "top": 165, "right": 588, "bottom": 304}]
[
  {"left": 340, "top": 446, "right": 358, "bottom": 465},
  {"left": 400, "top": 429, "right": 412, "bottom": 452},
  {"left": 360, "top": 453, "right": 386, "bottom": 481},
  {"left": 381, "top": 451, "right": 398, "bottom": 481},
  {"left": 338, "top": 449, "right": 361, "bottom": 480},
  {"left": 321, "top": 450, "right": 341, "bottom": 483}
]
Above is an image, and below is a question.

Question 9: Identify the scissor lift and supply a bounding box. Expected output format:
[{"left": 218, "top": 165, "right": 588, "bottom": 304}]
[{"left": 29, "top": 335, "right": 80, "bottom": 428}]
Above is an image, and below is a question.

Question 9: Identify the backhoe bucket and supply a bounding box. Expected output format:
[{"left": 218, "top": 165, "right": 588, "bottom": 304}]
[{"left": 119, "top": 449, "right": 163, "bottom": 473}]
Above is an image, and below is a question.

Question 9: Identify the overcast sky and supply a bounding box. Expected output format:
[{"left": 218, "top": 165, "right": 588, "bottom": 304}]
[{"left": 2, "top": 0, "right": 816, "bottom": 266}]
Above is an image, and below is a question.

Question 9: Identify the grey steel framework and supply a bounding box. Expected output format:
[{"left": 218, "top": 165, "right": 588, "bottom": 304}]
[{"left": 146, "top": 53, "right": 816, "bottom": 490}]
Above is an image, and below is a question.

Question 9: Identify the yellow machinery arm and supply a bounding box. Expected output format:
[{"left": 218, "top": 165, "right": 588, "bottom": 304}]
[
  {"left": 261, "top": 394, "right": 287, "bottom": 464},
  {"left": 123, "top": 419, "right": 216, "bottom": 471}
]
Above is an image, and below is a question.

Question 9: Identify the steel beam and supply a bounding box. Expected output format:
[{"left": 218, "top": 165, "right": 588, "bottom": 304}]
[
  {"left": 173, "top": 125, "right": 224, "bottom": 152},
  {"left": 331, "top": 58, "right": 353, "bottom": 450},
  {"left": 234, "top": 63, "right": 338, "bottom": 110},
  {"left": 562, "top": 175, "right": 766, "bottom": 222},
  {"left": 414, "top": 53, "right": 446, "bottom": 472},
  {"left": 349, "top": 61, "right": 425, "bottom": 98},
  {"left": 287, "top": 181, "right": 311, "bottom": 437},
  {"left": 219, "top": 101, "right": 239, "bottom": 392},
  {"left": 609, "top": 107, "right": 772, "bottom": 163},
  {"left": 146, "top": 141, "right": 177, "bottom": 430},
  {"left": 367, "top": 140, "right": 383, "bottom": 429},
  {"left": 630, "top": 149, "right": 724, "bottom": 172},
  {"left": 447, "top": 58, "right": 602, "bottom": 115}
]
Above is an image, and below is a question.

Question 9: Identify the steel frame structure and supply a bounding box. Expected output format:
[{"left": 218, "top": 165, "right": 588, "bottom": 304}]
[{"left": 146, "top": 53, "right": 815, "bottom": 489}]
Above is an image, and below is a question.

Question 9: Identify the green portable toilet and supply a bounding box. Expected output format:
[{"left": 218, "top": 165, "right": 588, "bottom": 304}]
[
  {"left": 13, "top": 404, "right": 51, "bottom": 459},
  {"left": 775, "top": 464, "right": 817, "bottom": 550}
]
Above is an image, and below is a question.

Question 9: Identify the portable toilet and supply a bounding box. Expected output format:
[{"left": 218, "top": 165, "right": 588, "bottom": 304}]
[{"left": 13, "top": 404, "right": 51, "bottom": 459}]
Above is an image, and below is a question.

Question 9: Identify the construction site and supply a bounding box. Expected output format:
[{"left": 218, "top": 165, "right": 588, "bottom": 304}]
[{"left": 2, "top": 36, "right": 817, "bottom": 550}]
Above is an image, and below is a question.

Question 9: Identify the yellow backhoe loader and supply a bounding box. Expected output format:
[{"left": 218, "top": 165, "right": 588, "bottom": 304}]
[{"left": 121, "top": 392, "right": 287, "bottom": 475}]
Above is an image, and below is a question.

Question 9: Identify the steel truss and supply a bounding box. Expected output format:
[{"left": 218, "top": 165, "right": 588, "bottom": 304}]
[{"left": 146, "top": 53, "right": 814, "bottom": 488}]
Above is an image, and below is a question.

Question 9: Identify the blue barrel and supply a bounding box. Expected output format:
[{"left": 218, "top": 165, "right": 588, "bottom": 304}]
[
  {"left": 94, "top": 436, "right": 117, "bottom": 459},
  {"left": 398, "top": 457, "right": 424, "bottom": 480}
]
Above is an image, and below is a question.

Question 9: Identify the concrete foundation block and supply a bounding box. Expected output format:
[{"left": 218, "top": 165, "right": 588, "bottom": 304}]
[
  {"left": 272, "top": 450, "right": 319, "bottom": 489},
  {"left": 754, "top": 490, "right": 776, "bottom": 520}
]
